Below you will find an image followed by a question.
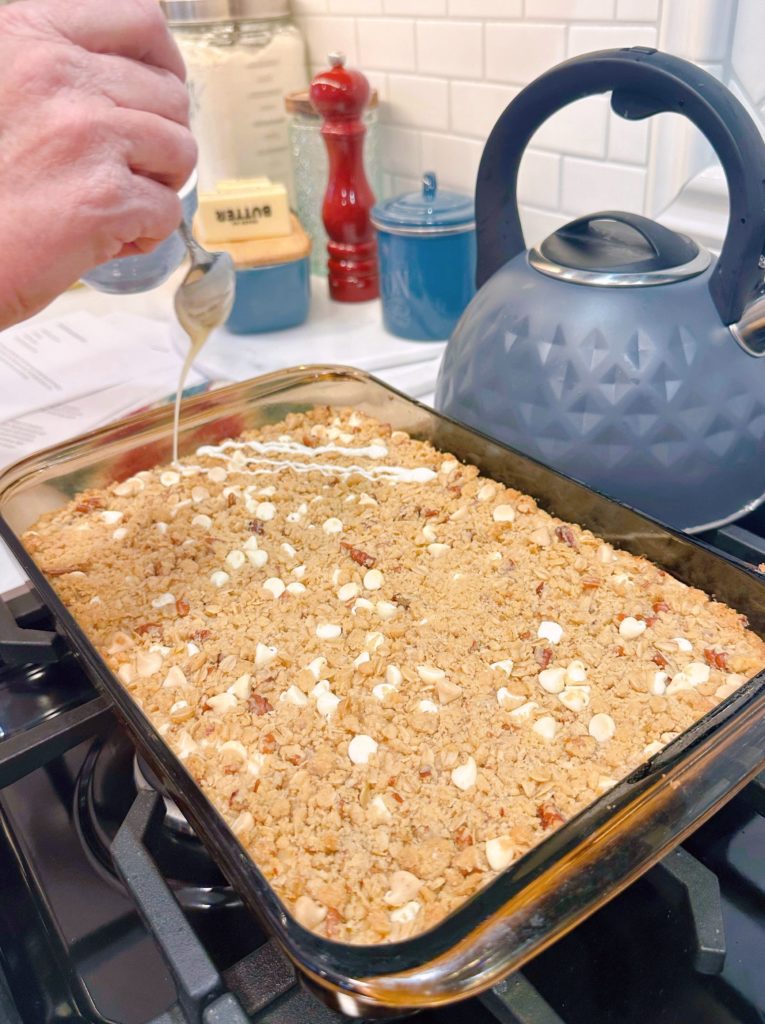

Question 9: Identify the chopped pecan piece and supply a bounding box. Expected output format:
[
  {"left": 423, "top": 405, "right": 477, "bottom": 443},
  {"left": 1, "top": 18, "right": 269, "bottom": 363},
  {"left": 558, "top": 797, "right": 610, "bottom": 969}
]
[
  {"left": 535, "top": 581, "right": 545, "bottom": 596},
  {"left": 301, "top": 433, "right": 319, "bottom": 448},
  {"left": 652, "top": 600, "right": 670, "bottom": 614},
  {"left": 227, "top": 492, "right": 237, "bottom": 508},
  {"left": 75, "top": 495, "right": 105, "bottom": 513},
  {"left": 704, "top": 648, "right": 729, "bottom": 671},
  {"left": 535, "top": 646, "right": 552, "bottom": 670},
  {"left": 554, "top": 525, "right": 578, "bottom": 549},
  {"left": 249, "top": 694, "right": 273, "bottom": 716},
  {"left": 652, "top": 652, "right": 668, "bottom": 669},
  {"left": 325, "top": 907, "right": 343, "bottom": 938},
  {"left": 191, "top": 628, "right": 211, "bottom": 643},
  {"left": 536, "top": 802, "right": 565, "bottom": 829},
  {"left": 135, "top": 622, "right": 162, "bottom": 635},
  {"left": 45, "top": 565, "right": 88, "bottom": 576},
  {"left": 340, "top": 540, "right": 376, "bottom": 568},
  {"left": 582, "top": 577, "right": 600, "bottom": 590},
  {"left": 247, "top": 519, "right": 265, "bottom": 535},
  {"left": 454, "top": 825, "right": 473, "bottom": 849},
  {"left": 176, "top": 598, "right": 190, "bottom": 617},
  {"left": 259, "top": 732, "right": 276, "bottom": 754}
]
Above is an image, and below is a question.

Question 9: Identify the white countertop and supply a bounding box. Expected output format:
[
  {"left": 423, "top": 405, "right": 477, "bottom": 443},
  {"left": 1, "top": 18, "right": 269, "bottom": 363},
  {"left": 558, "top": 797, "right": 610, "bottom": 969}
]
[{"left": 0, "top": 273, "right": 446, "bottom": 593}]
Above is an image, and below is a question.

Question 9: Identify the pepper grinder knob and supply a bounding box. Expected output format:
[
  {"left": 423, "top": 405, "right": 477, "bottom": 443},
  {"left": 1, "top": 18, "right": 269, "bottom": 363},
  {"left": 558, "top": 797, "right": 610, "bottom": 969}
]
[{"left": 310, "top": 53, "right": 379, "bottom": 302}]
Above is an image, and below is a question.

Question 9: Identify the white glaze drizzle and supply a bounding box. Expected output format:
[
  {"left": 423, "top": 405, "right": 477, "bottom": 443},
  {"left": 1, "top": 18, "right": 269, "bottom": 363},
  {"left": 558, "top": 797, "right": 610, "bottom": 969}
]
[{"left": 183, "top": 438, "right": 438, "bottom": 485}]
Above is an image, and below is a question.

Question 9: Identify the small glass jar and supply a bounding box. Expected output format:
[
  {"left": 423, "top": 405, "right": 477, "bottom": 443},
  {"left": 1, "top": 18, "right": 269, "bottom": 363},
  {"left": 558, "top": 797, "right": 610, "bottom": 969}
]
[
  {"left": 286, "top": 90, "right": 382, "bottom": 276},
  {"left": 162, "top": 0, "right": 309, "bottom": 201}
]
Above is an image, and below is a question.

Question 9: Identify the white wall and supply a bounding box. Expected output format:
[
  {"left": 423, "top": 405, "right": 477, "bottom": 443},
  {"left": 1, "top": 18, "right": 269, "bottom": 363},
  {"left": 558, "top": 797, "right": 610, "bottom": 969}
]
[{"left": 294, "top": 0, "right": 765, "bottom": 247}]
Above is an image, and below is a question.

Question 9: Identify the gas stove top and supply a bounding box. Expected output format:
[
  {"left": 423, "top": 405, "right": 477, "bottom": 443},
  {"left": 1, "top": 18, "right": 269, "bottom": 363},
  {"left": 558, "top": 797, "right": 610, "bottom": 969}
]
[{"left": 2, "top": 509, "right": 765, "bottom": 1024}]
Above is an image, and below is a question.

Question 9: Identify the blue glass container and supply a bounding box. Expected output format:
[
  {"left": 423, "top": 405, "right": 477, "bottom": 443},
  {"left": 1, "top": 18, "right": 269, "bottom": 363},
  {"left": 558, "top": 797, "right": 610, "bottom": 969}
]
[{"left": 371, "top": 172, "right": 476, "bottom": 341}]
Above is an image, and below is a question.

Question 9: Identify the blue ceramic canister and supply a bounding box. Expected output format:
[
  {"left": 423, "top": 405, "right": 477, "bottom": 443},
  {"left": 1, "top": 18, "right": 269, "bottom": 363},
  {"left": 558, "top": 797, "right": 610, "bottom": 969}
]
[{"left": 371, "top": 172, "right": 476, "bottom": 341}]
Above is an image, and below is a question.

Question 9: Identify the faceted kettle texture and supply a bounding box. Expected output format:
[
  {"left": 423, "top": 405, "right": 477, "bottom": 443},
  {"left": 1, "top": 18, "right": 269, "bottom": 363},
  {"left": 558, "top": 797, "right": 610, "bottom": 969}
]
[{"left": 435, "top": 260, "right": 765, "bottom": 532}]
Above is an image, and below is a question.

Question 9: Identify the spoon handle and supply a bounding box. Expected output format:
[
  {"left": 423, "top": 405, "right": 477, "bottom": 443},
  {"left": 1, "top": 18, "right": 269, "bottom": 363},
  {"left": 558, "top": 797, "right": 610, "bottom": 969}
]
[{"left": 178, "top": 219, "right": 206, "bottom": 263}]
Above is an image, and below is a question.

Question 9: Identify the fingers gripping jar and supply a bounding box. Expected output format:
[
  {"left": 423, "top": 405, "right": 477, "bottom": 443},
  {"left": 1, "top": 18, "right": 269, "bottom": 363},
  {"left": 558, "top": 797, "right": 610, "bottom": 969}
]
[{"left": 162, "top": 0, "right": 309, "bottom": 202}]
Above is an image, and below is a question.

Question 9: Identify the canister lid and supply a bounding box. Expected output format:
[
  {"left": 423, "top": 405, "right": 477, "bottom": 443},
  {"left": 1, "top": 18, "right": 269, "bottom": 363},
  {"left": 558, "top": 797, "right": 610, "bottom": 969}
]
[
  {"left": 371, "top": 173, "right": 475, "bottom": 236},
  {"left": 161, "top": 0, "right": 289, "bottom": 26}
]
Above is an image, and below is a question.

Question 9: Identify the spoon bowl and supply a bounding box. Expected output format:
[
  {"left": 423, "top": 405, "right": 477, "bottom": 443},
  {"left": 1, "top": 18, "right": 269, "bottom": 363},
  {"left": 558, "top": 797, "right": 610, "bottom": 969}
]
[{"left": 174, "top": 221, "right": 236, "bottom": 339}]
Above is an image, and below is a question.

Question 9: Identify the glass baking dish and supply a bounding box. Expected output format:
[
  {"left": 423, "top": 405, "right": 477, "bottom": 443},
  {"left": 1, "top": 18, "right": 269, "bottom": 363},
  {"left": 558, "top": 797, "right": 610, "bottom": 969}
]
[{"left": 1, "top": 365, "right": 764, "bottom": 1017}]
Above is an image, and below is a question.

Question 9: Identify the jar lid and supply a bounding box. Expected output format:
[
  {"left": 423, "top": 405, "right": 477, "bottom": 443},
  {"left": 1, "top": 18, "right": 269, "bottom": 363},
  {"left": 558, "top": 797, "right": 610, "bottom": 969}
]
[
  {"left": 371, "top": 173, "right": 475, "bottom": 236},
  {"left": 161, "top": 0, "right": 288, "bottom": 25},
  {"left": 285, "top": 88, "right": 379, "bottom": 116}
]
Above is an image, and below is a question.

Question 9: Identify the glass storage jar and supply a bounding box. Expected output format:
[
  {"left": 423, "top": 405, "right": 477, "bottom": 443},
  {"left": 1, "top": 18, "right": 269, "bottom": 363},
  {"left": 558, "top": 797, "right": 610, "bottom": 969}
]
[
  {"left": 286, "top": 89, "right": 382, "bottom": 276},
  {"left": 162, "top": 0, "right": 308, "bottom": 201}
]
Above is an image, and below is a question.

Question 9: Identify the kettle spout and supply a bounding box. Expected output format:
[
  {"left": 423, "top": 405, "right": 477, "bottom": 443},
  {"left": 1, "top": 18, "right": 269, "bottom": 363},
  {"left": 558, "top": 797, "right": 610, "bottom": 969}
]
[{"left": 730, "top": 291, "right": 765, "bottom": 356}]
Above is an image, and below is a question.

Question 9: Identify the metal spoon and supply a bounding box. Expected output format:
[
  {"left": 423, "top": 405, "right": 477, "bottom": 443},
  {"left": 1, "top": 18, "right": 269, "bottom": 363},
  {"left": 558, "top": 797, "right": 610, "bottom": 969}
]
[{"left": 174, "top": 221, "right": 235, "bottom": 341}]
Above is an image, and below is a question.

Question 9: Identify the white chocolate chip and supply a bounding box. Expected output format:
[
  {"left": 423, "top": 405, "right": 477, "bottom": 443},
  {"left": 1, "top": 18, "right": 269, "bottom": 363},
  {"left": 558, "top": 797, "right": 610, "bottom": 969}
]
[
  {"left": 417, "top": 699, "right": 439, "bottom": 713},
  {"left": 316, "top": 690, "right": 341, "bottom": 717},
  {"left": 384, "top": 871, "right": 422, "bottom": 907},
  {"left": 192, "top": 514, "right": 212, "bottom": 529},
  {"left": 451, "top": 756, "right": 477, "bottom": 790},
  {"left": 353, "top": 651, "right": 371, "bottom": 669},
  {"left": 565, "top": 660, "right": 588, "bottom": 684},
  {"left": 650, "top": 671, "right": 668, "bottom": 695},
  {"left": 558, "top": 685, "right": 590, "bottom": 712},
  {"left": 485, "top": 835, "right": 515, "bottom": 871},
  {"left": 359, "top": 492, "right": 378, "bottom": 507},
  {"left": 281, "top": 542, "right": 297, "bottom": 558},
  {"left": 117, "top": 663, "right": 135, "bottom": 684},
  {"left": 151, "top": 592, "right": 175, "bottom": 609},
  {"left": 210, "top": 570, "right": 230, "bottom": 588},
  {"left": 428, "top": 543, "right": 451, "bottom": 556},
  {"left": 538, "top": 667, "right": 566, "bottom": 693},
  {"left": 510, "top": 700, "right": 538, "bottom": 721},
  {"left": 255, "top": 643, "right": 277, "bottom": 668},
  {"left": 588, "top": 713, "right": 616, "bottom": 742},
  {"left": 219, "top": 739, "right": 248, "bottom": 761},
  {"left": 208, "top": 466, "right": 228, "bottom": 484},
  {"left": 537, "top": 621, "right": 563, "bottom": 644},
  {"left": 390, "top": 901, "right": 421, "bottom": 925},
  {"left": 246, "top": 549, "right": 269, "bottom": 569},
  {"left": 228, "top": 674, "right": 252, "bottom": 700},
  {"left": 169, "top": 699, "right": 190, "bottom": 717},
  {"left": 492, "top": 504, "right": 516, "bottom": 523},
  {"left": 280, "top": 685, "right": 308, "bottom": 707},
  {"left": 643, "top": 741, "right": 663, "bottom": 758},
  {"left": 191, "top": 485, "right": 209, "bottom": 503},
  {"left": 112, "top": 527, "right": 128, "bottom": 541},
  {"left": 338, "top": 582, "right": 360, "bottom": 602},
  {"left": 376, "top": 601, "right": 397, "bottom": 620},
  {"left": 322, "top": 517, "right": 343, "bottom": 535},
  {"left": 186, "top": 641, "right": 200, "bottom": 656},
  {"left": 262, "top": 577, "right": 285, "bottom": 599},
  {"left": 286, "top": 582, "right": 306, "bottom": 595},
  {"left": 293, "top": 896, "right": 327, "bottom": 930},
  {"left": 258, "top": 486, "right": 276, "bottom": 497},
  {"left": 685, "top": 662, "right": 711, "bottom": 685},
  {"left": 207, "top": 692, "right": 238, "bottom": 713},
  {"left": 292, "top": 564, "right": 306, "bottom": 579},
  {"left": 532, "top": 715, "right": 558, "bottom": 741},
  {"left": 160, "top": 471, "right": 180, "bottom": 487},
  {"left": 597, "top": 776, "right": 618, "bottom": 791},
  {"left": 597, "top": 543, "right": 614, "bottom": 564},
  {"left": 225, "top": 550, "right": 246, "bottom": 571},
  {"left": 316, "top": 623, "right": 342, "bottom": 640},
  {"left": 352, "top": 598, "right": 374, "bottom": 614},
  {"left": 529, "top": 527, "right": 551, "bottom": 546},
  {"left": 331, "top": 567, "right": 341, "bottom": 586},
  {"left": 490, "top": 659, "right": 514, "bottom": 676},
  {"left": 672, "top": 636, "right": 693, "bottom": 652},
  {"left": 254, "top": 502, "right": 275, "bottom": 521},
  {"left": 101, "top": 510, "right": 123, "bottom": 525},
  {"left": 113, "top": 477, "right": 142, "bottom": 497},
  {"left": 496, "top": 687, "right": 525, "bottom": 709},
  {"left": 154, "top": 521, "right": 168, "bottom": 534},
  {"left": 369, "top": 795, "right": 392, "bottom": 822},
  {"left": 422, "top": 523, "right": 438, "bottom": 543},
  {"left": 666, "top": 672, "right": 694, "bottom": 694},
  {"left": 386, "top": 665, "right": 403, "bottom": 687},
  {"left": 372, "top": 682, "right": 396, "bottom": 701},
  {"left": 162, "top": 665, "right": 188, "bottom": 688},
  {"left": 416, "top": 665, "right": 446, "bottom": 684},
  {"left": 440, "top": 459, "right": 458, "bottom": 475},
  {"left": 136, "top": 650, "right": 164, "bottom": 677},
  {"left": 366, "top": 632, "right": 385, "bottom": 651},
  {"left": 243, "top": 536, "right": 259, "bottom": 551},
  {"left": 307, "top": 657, "right": 327, "bottom": 680},
  {"left": 363, "top": 568, "right": 384, "bottom": 590},
  {"left": 348, "top": 734, "right": 378, "bottom": 765},
  {"left": 436, "top": 678, "right": 463, "bottom": 704},
  {"left": 477, "top": 483, "right": 495, "bottom": 502},
  {"left": 231, "top": 810, "right": 254, "bottom": 836},
  {"left": 619, "top": 617, "right": 646, "bottom": 640}
]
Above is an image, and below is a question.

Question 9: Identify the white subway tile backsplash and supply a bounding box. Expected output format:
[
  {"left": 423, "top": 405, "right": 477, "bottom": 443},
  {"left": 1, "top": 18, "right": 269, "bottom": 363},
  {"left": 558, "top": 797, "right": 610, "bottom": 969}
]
[
  {"left": 420, "top": 132, "right": 483, "bottom": 193},
  {"left": 532, "top": 95, "right": 609, "bottom": 158},
  {"left": 567, "top": 23, "right": 657, "bottom": 56},
  {"left": 385, "top": 0, "right": 446, "bottom": 13},
  {"left": 416, "top": 20, "right": 483, "bottom": 78},
  {"left": 485, "top": 22, "right": 566, "bottom": 84},
  {"left": 386, "top": 74, "right": 450, "bottom": 129},
  {"left": 607, "top": 108, "right": 650, "bottom": 165},
  {"left": 520, "top": 205, "right": 567, "bottom": 246},
  {"left": 328, "top": 0, "right": 381, "bottom": 14},
  {"left": 448, "top": 0, "right": 522, "bottom": 16},
  {"left": 561, "top": 157, "right": 646, "bottom": 215},
  {"left": 292, "top": 0, "right": 328, "bottom": 14},
  {"left": 732, "top": 0, "right": 765, "bottom": 107},
  {"left": 518, "top": 148, "right": 561, "bottom": 207},
  {"left": 298, "top": 15, "right": 358, "bottom": 64},
  {"left": 450, "top": 80, "right": 519, "bottom": 138},
  {"left": 524, "top": 0, "right": 615, "bottom": 20},
  {"left": 380, "top": 125, "right": 424, "bottom": 176},
  {"left": 616, "top": 0, "right": 658, "bottom": 18},
  {"left": 358, "top": 17, "right": 416, "bottom": 70}
]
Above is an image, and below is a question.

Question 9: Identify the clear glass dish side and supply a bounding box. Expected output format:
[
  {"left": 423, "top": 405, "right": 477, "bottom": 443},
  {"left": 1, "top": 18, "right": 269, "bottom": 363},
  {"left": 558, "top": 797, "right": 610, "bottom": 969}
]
[{"left": 1, "top": 365, "right": 764, "bottom": 1013}]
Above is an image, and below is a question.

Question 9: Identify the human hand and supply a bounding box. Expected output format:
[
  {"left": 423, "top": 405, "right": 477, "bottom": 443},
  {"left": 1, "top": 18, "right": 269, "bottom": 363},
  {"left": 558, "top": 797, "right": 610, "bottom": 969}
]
[{"left": 0, "top": 0, "right": 197, "bottom": 328}]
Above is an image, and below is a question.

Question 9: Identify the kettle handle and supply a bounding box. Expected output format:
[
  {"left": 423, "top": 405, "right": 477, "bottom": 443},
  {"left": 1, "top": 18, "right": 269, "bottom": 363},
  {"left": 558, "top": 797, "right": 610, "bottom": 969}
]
[{"left": 475, "top": 47, "right": 765, "bottom": 325}]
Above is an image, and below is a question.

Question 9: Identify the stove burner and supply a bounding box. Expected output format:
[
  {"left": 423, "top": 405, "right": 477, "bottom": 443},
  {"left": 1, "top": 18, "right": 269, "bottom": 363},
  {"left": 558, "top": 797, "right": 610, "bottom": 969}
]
[{"left": 74, "top": 724, "right": 235, "bottom": 898}]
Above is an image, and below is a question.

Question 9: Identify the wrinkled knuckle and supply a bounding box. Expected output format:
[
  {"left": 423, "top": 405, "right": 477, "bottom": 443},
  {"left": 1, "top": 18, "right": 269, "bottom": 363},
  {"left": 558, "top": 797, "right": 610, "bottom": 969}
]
[{"left": 133, "top": 0, "right": 166, "bottom": 38}]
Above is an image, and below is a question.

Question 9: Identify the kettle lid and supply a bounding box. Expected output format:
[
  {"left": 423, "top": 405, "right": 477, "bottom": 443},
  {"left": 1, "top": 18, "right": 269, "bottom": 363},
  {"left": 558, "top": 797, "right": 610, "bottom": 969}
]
[{"left": 529, "top": 210, "right": 711, "bottom": 286}]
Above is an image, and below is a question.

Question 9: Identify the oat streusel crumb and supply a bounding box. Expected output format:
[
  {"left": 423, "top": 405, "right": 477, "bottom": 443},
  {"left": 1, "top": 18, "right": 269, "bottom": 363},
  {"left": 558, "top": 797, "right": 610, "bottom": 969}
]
[{"left": 23, "top": 407, "right": 765, "bottom": 944}]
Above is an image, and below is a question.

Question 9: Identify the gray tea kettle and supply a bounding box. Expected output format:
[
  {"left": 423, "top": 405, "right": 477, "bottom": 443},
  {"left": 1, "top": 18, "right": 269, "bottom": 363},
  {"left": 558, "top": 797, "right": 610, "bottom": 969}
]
[{"left": 435, "top": 47, "right": 765, "bottom": 533}]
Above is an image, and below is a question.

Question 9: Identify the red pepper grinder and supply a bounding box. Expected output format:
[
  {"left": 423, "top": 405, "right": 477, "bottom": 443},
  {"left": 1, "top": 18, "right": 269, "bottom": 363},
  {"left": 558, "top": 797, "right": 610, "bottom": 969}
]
[{"left": 310, "top": 53, "right": 379, "bottom": 302}]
